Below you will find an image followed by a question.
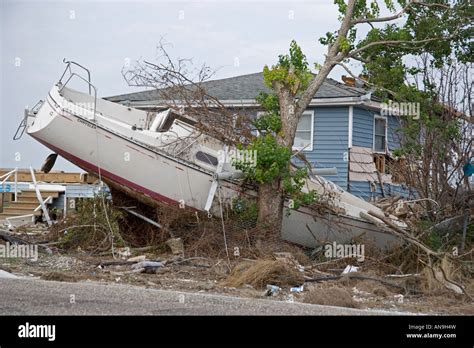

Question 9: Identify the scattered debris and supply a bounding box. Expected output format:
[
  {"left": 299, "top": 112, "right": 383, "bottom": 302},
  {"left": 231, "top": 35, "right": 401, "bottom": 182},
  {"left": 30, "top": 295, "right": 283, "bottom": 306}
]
[
  {"left": 290, "top": 285, "right": 304, "bottom": 293},
  {"left": 166, "top": 238, "right": 184, "bottom": 255},
  {"left": 304, "top": 285, "right": 359, "bottom": 309},
  {"left": 342, "top": 265, "right": 359, "bottom": 274},
  {"left": 265, "top": 284, "right": 281, "bottom": 296},
  {"left": 273, "top": 252, "right": 305, "bottom": 272},
  {"left": 127, "top": 255, "right": 146, "bottom": 262},
  {"left": 131, "top": 261, "right": 164, "bottom": 274},
  {"left": 41, "top": 271, "right": 79, "bottom": 282},
  {"left": 116, "top": 248, "right": 132, "bottom": 259}
]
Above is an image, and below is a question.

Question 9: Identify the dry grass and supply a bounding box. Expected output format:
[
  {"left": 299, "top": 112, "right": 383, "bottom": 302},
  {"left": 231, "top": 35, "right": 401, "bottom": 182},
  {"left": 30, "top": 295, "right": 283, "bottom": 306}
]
[
  {"left": 304, "top": 285, "right": 360, "bottom": 308},
  {"left": 420, "top": 257, "right": 464, "bottom": 297},
  {"left": 221, "top": 259, "right": 304, "bottom": 289},
  {"left": 41, "top": 271, "right": 80, "bottom": 282}
]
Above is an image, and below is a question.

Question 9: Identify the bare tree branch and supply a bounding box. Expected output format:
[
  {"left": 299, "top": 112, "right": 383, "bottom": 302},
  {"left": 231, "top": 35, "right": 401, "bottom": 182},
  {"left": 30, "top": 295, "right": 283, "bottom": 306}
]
[
  {"left": 351, "top": 1, "right": 453, "bottom": 25},
  {"left": 348, "top": 35, "right": 458, "bottom": 59}
]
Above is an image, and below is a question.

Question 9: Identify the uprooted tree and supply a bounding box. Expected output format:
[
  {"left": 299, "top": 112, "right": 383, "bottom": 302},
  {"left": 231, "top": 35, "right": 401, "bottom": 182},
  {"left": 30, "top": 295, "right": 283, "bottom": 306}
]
[{"left": 124, "top": 1, "right": 471, "bottom": 234}]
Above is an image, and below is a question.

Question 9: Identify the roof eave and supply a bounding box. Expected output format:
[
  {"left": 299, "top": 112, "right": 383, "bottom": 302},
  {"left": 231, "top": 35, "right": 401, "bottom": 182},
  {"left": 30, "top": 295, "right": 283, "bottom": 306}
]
[{"left": 118, "top": 96, "right": 383, "bottom": 110}]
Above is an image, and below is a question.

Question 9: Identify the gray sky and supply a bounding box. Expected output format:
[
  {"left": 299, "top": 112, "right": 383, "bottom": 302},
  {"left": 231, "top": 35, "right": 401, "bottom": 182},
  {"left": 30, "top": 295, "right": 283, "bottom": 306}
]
[{"left": 1, "top": 0, "right": 358, "bottom": 171}]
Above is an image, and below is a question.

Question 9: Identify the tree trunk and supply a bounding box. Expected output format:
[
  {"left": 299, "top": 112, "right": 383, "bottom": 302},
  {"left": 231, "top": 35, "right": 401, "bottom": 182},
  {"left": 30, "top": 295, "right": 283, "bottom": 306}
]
[{"left": 257, "top": 180, "right": 284, "bottom": 232}]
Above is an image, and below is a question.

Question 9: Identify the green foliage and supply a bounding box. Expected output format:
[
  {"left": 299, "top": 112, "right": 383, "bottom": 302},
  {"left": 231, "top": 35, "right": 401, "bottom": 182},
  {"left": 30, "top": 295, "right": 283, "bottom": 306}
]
[
  {"left": 426, "top": 230, "right": 443, "bottom": 251},
  {"left": 232, "top": 197, "right": 258, "bottom": 222},
  {"left": 282, "top": 168, "right": 318, "bottom": 211},
  {"left": 255, "top": 92, "right": 279, "bottom": 114},
  {"left": 234, "top": 134, "right": 292, "bottom": 184},
  {"left": 253, "top": 93, "right": 282, "bottom": 134},
  {"left": 345, "top": 3, "right": 469, "bottom": 164},
  {"left": 325, "top": 0, "right": 472, "bottom": 71},
  {"left": 233, "top": 137, "right": 317, "bottom": 211},
  {"left": 262, "top": 40, "right": 313, "bottom": 95}
]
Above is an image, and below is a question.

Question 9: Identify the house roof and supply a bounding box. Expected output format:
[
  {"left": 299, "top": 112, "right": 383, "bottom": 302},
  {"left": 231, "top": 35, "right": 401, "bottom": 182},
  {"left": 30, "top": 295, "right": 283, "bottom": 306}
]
[{"left": 105, "top": 72, "right": 372, "bottom": 104}]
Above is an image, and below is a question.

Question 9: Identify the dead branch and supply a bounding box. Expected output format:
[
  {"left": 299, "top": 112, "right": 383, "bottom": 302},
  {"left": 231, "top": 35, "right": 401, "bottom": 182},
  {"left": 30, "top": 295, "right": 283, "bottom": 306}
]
[
  {"left": 305, "top": 273, "right": 416, "bottom": 294},
  {"left": 0, "top": 230, "right": 51, "bottom": 253},
  {"left": 122, "top": 39, "right": 253, "bottom": 147},
  {"left": 367, "top": 210, "right": 444, "bottom": 257}
]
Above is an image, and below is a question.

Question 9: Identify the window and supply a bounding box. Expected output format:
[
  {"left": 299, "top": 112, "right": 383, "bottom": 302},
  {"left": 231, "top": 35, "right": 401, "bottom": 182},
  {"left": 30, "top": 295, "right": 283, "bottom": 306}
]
[
  {"left": 293, "top": 112, "right": 314, "bottom": 151},
  {"left": 195, "top": 151, "right": 218, "bottom": 166},
  {"left": 374, "top": 117, "right": 387, "bottom": 153},
  {"left": 255, "top": 111, "right": 314, "bottom": 151}
]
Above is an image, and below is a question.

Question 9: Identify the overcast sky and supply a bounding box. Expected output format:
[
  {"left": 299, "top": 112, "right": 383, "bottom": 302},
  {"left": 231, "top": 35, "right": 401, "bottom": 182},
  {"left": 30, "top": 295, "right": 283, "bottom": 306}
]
[{"left": 1, "top": 0, "right": 362, "bottom": 171}]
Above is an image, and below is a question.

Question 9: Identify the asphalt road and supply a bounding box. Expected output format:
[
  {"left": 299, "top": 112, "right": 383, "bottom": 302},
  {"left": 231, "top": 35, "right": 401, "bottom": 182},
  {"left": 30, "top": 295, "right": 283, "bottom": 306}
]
[{"left": 0, "top": 276, "right": 404, "bottom": 315}]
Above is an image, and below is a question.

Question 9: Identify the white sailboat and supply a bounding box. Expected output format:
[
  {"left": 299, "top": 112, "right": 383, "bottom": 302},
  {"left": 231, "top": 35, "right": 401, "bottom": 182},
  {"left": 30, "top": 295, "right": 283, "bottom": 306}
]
[{"left": 15, "top": 61, "right": 404, "bottom": 248}]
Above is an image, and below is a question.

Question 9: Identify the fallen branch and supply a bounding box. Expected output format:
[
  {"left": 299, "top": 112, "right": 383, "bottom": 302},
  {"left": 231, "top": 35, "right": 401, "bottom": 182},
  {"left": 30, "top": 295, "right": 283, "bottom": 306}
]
[
  {"left": 305, "top": 273, "right": 416, "bottom": 294},
  {"left": 0, "top": 230, "right": 52, "bottom": 254},
  {"left": 385, "top": 273, "right": 421, "bottom": 278},
  {"left": 419, "top": 259, "right": 473, "bottom": 301},
  {"left": 96, "top": 259, "right": 162, "bottom": 267},
  {"left": 364, "top": 211, "right": 472, "bottom": 300},
  {"left": 367, "top": 210, "right": 444, "bottom": 257}
]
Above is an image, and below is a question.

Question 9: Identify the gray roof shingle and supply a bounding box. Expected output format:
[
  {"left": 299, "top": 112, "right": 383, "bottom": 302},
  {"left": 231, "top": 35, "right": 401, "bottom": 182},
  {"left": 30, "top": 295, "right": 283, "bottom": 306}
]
[{"left": 106, "top": 72, "right": 369, "bottom": 103}]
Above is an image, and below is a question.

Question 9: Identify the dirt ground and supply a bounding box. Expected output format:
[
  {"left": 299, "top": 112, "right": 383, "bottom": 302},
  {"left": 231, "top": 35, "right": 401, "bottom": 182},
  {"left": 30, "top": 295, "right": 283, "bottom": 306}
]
[{"left": 1, "top": 229, "right": 473, "bottom": 315}]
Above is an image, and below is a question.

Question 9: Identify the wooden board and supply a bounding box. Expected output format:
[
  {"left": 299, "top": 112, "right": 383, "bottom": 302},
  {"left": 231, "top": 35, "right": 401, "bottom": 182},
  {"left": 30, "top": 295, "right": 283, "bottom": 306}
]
[
  {"left": 349, "top": 147, "right": 394, "bottom": 184},
  {"left": 0, "top": 169, "right": 98, "bottom": 184}
]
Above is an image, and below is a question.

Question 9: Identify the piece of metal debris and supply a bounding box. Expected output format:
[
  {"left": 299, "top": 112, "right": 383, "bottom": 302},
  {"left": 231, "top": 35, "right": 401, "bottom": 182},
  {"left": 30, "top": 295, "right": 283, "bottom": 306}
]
[
  {"left": 265, "top": 284, "right": 281, "bottom": 296},
  {"left": 131, "top": 261, "right": 164, "bottom": 273},
  {"left": 342, "top": 265, "right": 359, "bottom": 274},
  {"left": 290, "top": 285, "right": 304, "bottom": 293}
]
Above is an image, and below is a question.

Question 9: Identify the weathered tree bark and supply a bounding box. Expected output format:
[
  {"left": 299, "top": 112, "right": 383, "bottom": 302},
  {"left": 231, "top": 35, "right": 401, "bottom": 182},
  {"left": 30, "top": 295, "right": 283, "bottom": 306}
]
[
  {"left": 257, "top": 180, "right": 284, "bottom": 231},
  {"left": 256, "top": 86, "right": 297, "bottom": 231}
]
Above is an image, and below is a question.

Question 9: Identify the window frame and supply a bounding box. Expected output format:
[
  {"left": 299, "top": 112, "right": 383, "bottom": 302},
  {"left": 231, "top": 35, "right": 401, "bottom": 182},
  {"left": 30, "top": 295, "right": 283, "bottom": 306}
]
[
  {"left": 195, "top": 150, "right": 218, "bottom": 168},
  {"left": 293, "top": 110, "right": 314, "bottom": 151},
  {"left": 373, "top": 115, "right": 387, "bottom": 154}
]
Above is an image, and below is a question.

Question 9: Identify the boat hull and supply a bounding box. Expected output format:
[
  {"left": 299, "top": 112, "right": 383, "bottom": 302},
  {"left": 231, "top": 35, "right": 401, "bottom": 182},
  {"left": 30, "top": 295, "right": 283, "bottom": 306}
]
[
  {"left": 282, "top": 207, "right": 399, "bottom": 248},
  {"left": 28, "top": 87, "right": 223, "bottom": 211}
]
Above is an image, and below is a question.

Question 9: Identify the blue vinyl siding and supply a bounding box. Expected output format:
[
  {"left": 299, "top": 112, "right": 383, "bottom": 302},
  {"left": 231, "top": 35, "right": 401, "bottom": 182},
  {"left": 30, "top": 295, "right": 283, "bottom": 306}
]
[
  {"left": 255, "top": 104, "right": 407, "bottom": 200},
  {"left": 303, "top": 106, "right": 349, "bottom": 189},
  {"left": 387, "top": 115, "right": 402, "bottom": 151},
  {"left": 352, "top": 107, "right": 374, "bottom": 148},
  {"left": 353, "top": 107, "right": 401, "bottom": 151},
  {"left": 350, "top": 107, "right": 409, "bottom": 200}
]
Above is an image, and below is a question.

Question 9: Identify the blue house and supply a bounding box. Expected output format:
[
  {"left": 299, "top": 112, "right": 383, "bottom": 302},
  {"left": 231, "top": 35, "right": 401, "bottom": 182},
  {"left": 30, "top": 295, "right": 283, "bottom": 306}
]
[{"left": 107, "top": 72, "right": 412, "bottom": 202}]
